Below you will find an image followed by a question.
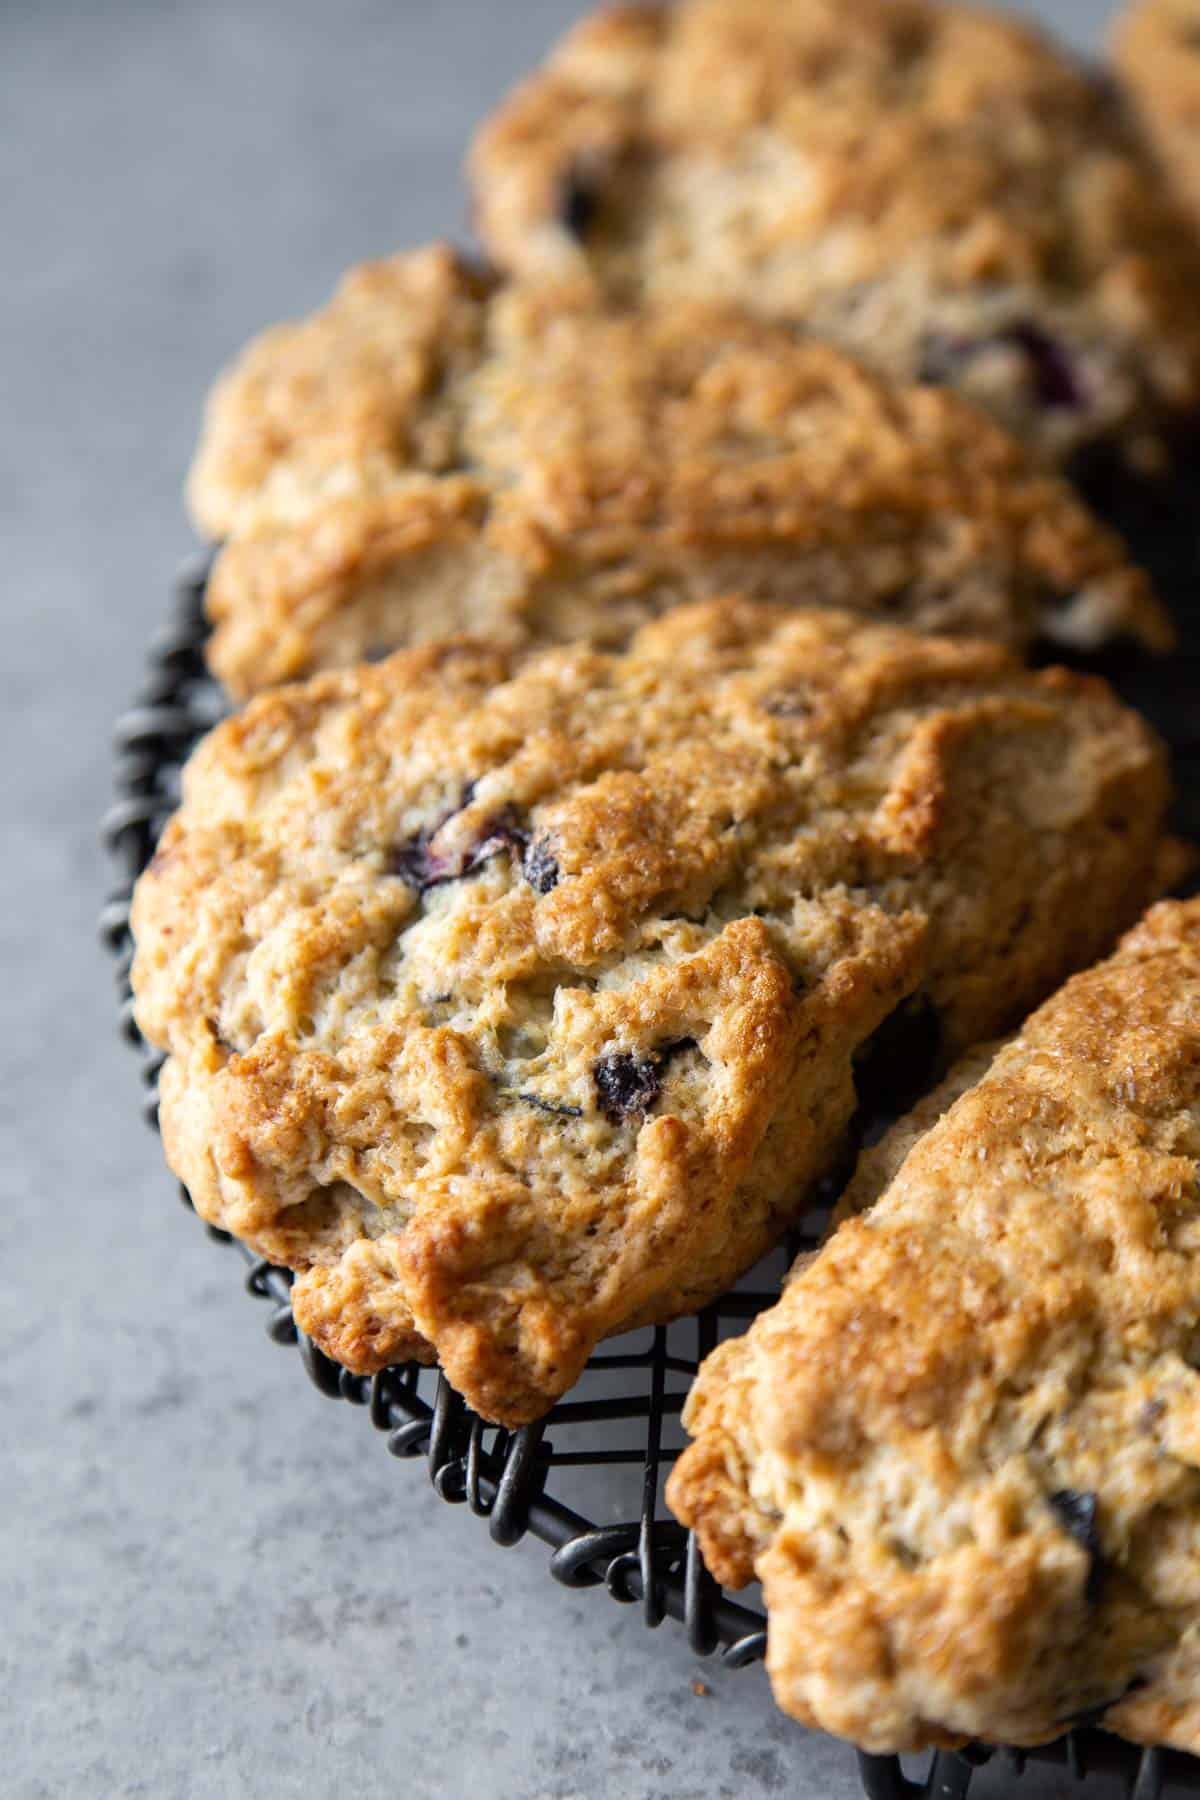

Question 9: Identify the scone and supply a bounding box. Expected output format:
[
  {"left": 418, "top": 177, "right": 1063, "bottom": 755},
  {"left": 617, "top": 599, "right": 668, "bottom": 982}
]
[
  {"left": 130, "top": 600, "right": 1171, "bottom": 1426},
  {"left": 668, "top": 899, "right": 1200, "bottom": 1754},
  {"left": 470, "top": 0, "right": 1200, "bottom": 476},
  {"left": 188, "top": 244, "right": 1169, "bottom": 699},
  {"left": 1115, "top": 0, "right": 1200, "bottom": 233}
]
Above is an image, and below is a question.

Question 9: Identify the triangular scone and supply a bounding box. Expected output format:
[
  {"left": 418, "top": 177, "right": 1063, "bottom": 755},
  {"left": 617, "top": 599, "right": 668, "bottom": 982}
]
[
  {"left": 471, "top": 0, "right": 1200, "bottom": 473},
  {"left": 669, "top": 899, "right": 1200, "bottom": 1754},
  {"left": 131, "top": 600, "right": 1170, "bottom": 1425},
  {"left": 189, "top": 244, "right": 1169, "bottom": 698}
]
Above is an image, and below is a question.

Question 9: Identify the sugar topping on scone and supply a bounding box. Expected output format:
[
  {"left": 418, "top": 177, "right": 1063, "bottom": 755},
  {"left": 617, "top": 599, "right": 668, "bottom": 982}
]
[
  {"left": 1114, "top": 0, "right": 1200, "bottom": 234},
  {"left": 131, "top": 599, "right": 1170, "bottom": 1425},
  {"left": 471, "top": 0, "right": 1200, "bottom": 470},
  {"left": 188, "top": 245, "right": 1169, "bottom": 697},
  {"left": 668, "top": 898, "right": 1200, "bottom": 1755}
]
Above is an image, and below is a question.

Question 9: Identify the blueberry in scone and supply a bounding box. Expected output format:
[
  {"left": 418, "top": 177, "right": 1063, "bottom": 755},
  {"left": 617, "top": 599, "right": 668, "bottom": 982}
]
[
  {"left": 470, "top": 0, "right": 1200, "bottom": 477},
  {"left": 130, "top": 600, "right": 1171, "bottom": 1425},
  {"left": 1115, "top": 0, "right": 1200, "bottom": 235},
  {"left": 668, "top": 899, "right": 1200, "bottom": 1755},
  {"left": 188, "top": 243, "right": 1170, "bottom": 698}
]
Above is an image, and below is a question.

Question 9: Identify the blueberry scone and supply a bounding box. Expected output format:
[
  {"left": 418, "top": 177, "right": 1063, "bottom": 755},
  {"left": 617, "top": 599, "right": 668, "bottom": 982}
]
[
  {"left": 188, "top": 244, "right": 1169, "bottom": 698},
  {"left": 470, "top": 0, "right": 1200, "bottom": 476},
  {"left": 130, "top": 600, "right": 1171, "bottom": 1426},
  {"left": 1115, "top": 0, "right": 1200, "bottom": 233},
  {"left": 668, "top": 899, "right": 1200, "bottom": 1754}
]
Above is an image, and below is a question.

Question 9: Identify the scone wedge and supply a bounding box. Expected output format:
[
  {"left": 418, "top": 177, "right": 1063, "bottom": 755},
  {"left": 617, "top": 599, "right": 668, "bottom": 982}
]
[
  {"left": 131, "top": 600, "right": 1171, "bottom": 1425},
  {"left": 669, "top": 899, "right": 1200, "bottom": 1754},
  {"left": 471, "top": 0, "right": 1200, "bottom": 475},
  {"left": 188, "top": 243, "right": 1168, "bottom": 698}
]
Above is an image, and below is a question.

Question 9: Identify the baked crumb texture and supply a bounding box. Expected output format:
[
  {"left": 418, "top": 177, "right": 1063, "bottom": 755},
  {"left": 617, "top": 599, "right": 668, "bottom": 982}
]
[
  {"left": 668, "top": 898, "right": 1200, "bottom": 1756},
  {"left": 1115, "top": 0, "right": 1200, "bottom": 232},
  {"left": 188, "top": 244, "right": 1169, "bottom": 698},
  {"left": 470, "top": 0, "right": 1200, "bottom": 469},
  {"left": 131, "top": 600, "right": 1170, "bottom": 1426}
]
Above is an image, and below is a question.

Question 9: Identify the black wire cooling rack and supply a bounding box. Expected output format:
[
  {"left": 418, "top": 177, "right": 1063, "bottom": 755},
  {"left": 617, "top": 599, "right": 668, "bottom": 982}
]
[{"left": 102, "top": 560, "right": 1200, "bottom": 1800}]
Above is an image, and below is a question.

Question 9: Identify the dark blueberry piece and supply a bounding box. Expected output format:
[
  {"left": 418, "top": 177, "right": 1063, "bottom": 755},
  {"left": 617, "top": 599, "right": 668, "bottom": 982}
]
[
  {"left": 363, "top": 643, "right": 395, "bottom": 665},
  {"left": 851, "top": 994, "right": 943, "bottom": 1123},
  {"left": 593, "top": 1038, "right": 700, "bottom": 1124},
  {"left": 517, "top": 1092, "right": 584, "bottom": 1119},
  {"left": 594, "top": 1051, "right": 662, "bottom": 1123},
  {"left": 523, "top": 836, "right": 560, "bottom": 895},
  {"left": 1048, "top": 1489, "right": 1105, "bottom": 1603},
  {"left": 1004, "top": 321, "right": 1082, "bottom": 411},
  {"left": 559, "top": 167, "right": 601, "bottom": 241}
]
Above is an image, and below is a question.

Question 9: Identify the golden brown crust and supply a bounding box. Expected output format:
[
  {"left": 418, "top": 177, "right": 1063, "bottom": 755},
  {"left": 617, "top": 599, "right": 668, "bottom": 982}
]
[
  {"left": 130, "top": 600, "right": 1169, "bottom": 1426},
  {"left": 191, "top": 245, "right": 1169, "bottom": 698},
  {"left": 187, "top": 245, "right": 497, "bottom": 540},
  {"left": 1114, "top": 0, "right": 1200, "bottom": 231},
  {"left": 471, "top": 0, "right": 1200, "bottom": 465},
  {"left": 669, "top": 900, "right": 1200, "bottom": 1753}
]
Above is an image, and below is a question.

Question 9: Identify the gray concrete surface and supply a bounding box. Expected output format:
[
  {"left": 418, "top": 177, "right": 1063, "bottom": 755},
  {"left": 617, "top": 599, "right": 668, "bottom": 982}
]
[{"left": 5, "top": 2, "right": 1171, "bottom": 1796}]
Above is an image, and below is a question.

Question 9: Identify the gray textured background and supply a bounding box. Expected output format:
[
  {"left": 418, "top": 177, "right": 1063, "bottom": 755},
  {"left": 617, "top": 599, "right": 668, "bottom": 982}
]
[{"left": 6, "top": 3, "right": 1165, "bottom": 1796}]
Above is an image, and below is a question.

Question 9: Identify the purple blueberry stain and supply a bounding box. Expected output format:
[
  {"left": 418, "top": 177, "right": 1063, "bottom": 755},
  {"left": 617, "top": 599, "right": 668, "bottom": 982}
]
[
  {"left": 1005, "top": 322, "right": 1083, "bottom": 410},
  {"left": 469, "top": 804, "right": 530, "bottom": 870},
  {"left": 389, "top": 824, "right": 447, "bottom": 891},
  {"left": 390, "top": 788, "right": 529, "bottom": 894},
  {"left": 919, "top": 322, "right": 1084, "bottom": 411}
]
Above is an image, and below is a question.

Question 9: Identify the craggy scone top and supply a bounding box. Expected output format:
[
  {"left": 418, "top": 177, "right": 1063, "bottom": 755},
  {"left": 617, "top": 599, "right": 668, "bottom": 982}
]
[
  {"left": 669, "top": 900, "right": 1200, "bottom": 1756},
  {"left": 130, "top": 601, "right": 1169, "bottom": 1425},
  {"left": 1115, "top": 0, "right": 1200, "bottom": 232},
  {"left": 188, "top": 245, "right": 1168, "bottom": 698},
  {"left": 470, "top": 0, "right": 1200, "bottom": 466}
]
